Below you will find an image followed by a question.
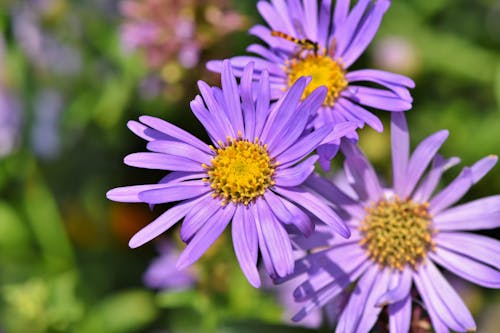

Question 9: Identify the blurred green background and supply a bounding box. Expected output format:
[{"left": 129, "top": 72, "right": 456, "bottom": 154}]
[{"left": 0, "top": 0, "right": 499, "bottom": 332}]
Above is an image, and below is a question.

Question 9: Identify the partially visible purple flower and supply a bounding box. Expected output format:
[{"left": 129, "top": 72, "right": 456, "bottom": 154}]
[
  {"left": 0, "top": 90, "right": 22, "bottom": 158},
  {"left": 143, "top": 241, "right": 197, "bottom": 290},
  {"left": 282, "top": 112, "right": 500, "bottom": 332},
  {"left": 120, "top": 0, "right": 246, "bottom": 70},
  {"left": 208, "top": 0, "right": 414, "bottom": 169},
  {"left": 107, "top": 61, "right": 354, "bottom": 287}
]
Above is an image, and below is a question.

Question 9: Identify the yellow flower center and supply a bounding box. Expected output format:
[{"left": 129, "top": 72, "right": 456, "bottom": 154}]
[
  {"left": 359, "top": 198, "right": 435, "bottom": 271},
  {"left": 285, "top": 54, "right": 348, "bottom": 106},
  {"left": 206, "top": 137, "right": 276, "bottom": 205}
]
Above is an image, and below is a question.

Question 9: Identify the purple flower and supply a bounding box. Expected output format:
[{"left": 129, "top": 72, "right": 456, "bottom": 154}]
[
  {"left": 143, "top": 241, "right": 197, "bottom": 290},
  {"left": 207, "top": 0, "right": 414, "bottom": 169},
  {"left": 107, "top": 61, "right": 353, "bottom": 287},
  {"left": 283, "top": 112, "right": 500, "bottom": 332}
]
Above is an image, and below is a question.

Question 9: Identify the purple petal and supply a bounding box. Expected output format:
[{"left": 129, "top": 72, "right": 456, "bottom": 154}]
[
  {"left": 429, "top": 167, "right": 473, "bottom": 214},
  {"left": 232, "top": 206, "right": 260, "bottom": 287},
  {"left": 402, "top": 130, "right": 449, "bottom": 198},
  {"left": 279, "top": 196, "right": 313, "bottom": 236},
  {"left": 253, "top": 202, "right": 277, "bottom": 277},
  {"left": 258, "top": 1, "right": 291, "bottom": 35},
  {"left": 344, "top": 85, "right": 412, "bottom": 111},
  {"left": 129, "top": 196, "right": 204, "bottom": 248},
  {"left": 197, "top": 81, "right": 236, "bottom": 140},
  {"left": 107, "top": 183, "right": 172, "bottom": 203},
  {"left": 240, "top": 62, "right": 257, "bottom": 139},
  {"left": 276, "top": 125, "right": 331, "bottom": 166},
  {"left": 342, "top": 140, "right": 383, "bottom": 202},
  {"left": 127, "top": 120, "right": 169, "bottom": 141},
  {"left": 124, "top": 152, "right": 205, "bottom": 172},
  {"left": 275, "top": 155, "right": 318, "bottom": 187},
  {"left": 355, "top": 268, "right": 392, "bottom": 333},
  {"left": 275, "top": 186, "right": 350, "bottom": 238},
  {"left": 146, "top": 141, "right": 212, "bottom": 164},
  {"left": 470, "top": 155, "right": 498, "bottom": 183},
  {"left": 435, "top": 232, "right": 500, "bottom": 269},
  {"left": 388, "top": 295, "right": 412, "bottom": 333},
  {"left": 176, "top": 204, "right": 235, "bottom": 269},
  {"left": 412, "top": 155, "right": 461, "bottom": 203},
  {"left": 337, "top": 97, "right": 383, "bottom": 132},
  {"left": 190, "top": 96, "right": 227, "bottom": 143},
  {"left": 180, "top": 193, "right": 220, "bottom": 242},
  {"left": 317, "top": 0, "right": 332, "bottom": 46},
  {"left": 139, "top": 116, "right": 210, "bottom": 153},
  {"left": 263, "top": 190, "right": 294, "bottom": 224},
  {"left": 138, "top": 181, "right": 210, "bottom": 204},
  {"left": 390, "top": 112, "right": 409, "bottom": 197},
  {"left": 430, "top": 248, "right": 500, "bottom": 288},
  {"left": 334, "top": 0, "right": 371, "bottom": 59},
  {"left": 221, "top": 60, "right": 244, "bottom": 134},
  {"left": 333, "top": 0, "right": 349, "bottom": 31},
  {"left": 347, "top": 69, "right": 415, "bottom": 89},
  {"left": 336, "top": 265, "right": 383, "bottom": 332},
  {"left": 416, "top": 260, "right": 476, "bottom": 331},
  {"left": 256, "top": 198, "right": 294, "bottom": 278},
  {"left": 303, "top": 0, "right": 318, "bottom": 41},
  {"left": 376, "top": 268, "right": 412, "bottom": 306},
  {"left": 254, "top": 70, "right": 271, "bottom": 139},
  {"left": 305, "top": 173, "right": 366, "bottom": 220},
  {"left": 433, "top": 195, "right": 500, "bottom": 231}
]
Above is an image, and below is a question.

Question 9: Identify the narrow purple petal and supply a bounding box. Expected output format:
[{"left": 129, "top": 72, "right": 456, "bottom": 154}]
[
  {"left": 269, "top": 0, "right": 297, "bottom": 35},
  {"left": 240, "top": 62, "right": 256, "bottom": 139},
  {"left": 127, "top": 120, "right": 169, "bottom": 141},
  {"left": 429, "top": 168, "right": 473, "bottom": 214},
  {"left": 107, "top": 183, "right": 172, "bottom": 203},
  {"left": 355, "top": 268, "right": 392, "bottom": 333},
  {"left": 232, "top": 206, "right": 260, "bottom": 287},
  {"left": 435, "top": 232, "right": 500, "bottom": 269},
  {"left": 334, "top": 0, "right": 371, "bottom": 59},
  {"left": 180, "top": 193, "right": 220, "bottom": 242},
  {"left": 254, "top": 70, "right": 271, "bottom": 139},
  {"left": 256, "top": 199, "right": 294, "bottom": 278},
  {"left": 222, "top": 60, "right": 244, "bottom": 134},
  {"left": 317, "top": 0, "right": 332, "bottom": 47},
  {"left": 402, "top": 130, "right": 449, "bottom": 198},
  {"left": 139, "top": 116, "right": 211, "bottom": 153},
  {"left": 342, "top": 140, "right": 383, "bottom": 202},
  {"left": 274, "top": 155, "right": 318, "bottom": 187},
  {"left": 253, "top": 202, "right": 277, "bottom": 277},
  {"left": 176, "top": 204, "right": 235, "bottom": 270},
  {"left": 258, "top": 1, "right": 291, "bottom": 35},
  {"left": 146, "top": 141, "right": 212, "bottom": 164},
  {"left": 260, "top": 76, "right": 307, "bottom": 144},
  {"left": 275, "top": 186, "right": 350, "bottom": 238},
  {"left": 280, "top": 196, "right": 313, "bottom": 236},
  {"left": 138, "top": 181, "right": 210, "bottom": 204},
  {"left": 341, "top": 0, "right": 390, "bottom": 67},
  {"left": 376, "top": 268, "right": 412, "bottom": 306},
  {"left": 333, "top": 0, "right": 350, "bottom": 31},
  {"left": 345, "top": 85, "right": 412, "bottom": 111},
  {"left": 336, "top": 265, "right": 381, "bottom": 332},
  {"left": 321, "top": 121, "right": 358, "bottom": 145},
  {"left": 268, "top": 86, "right": 327, "bottom": 156},
  {"left": 418, "top": 260, "right": 476, "bottom": 331},
  {"left": 305, "top": 173, "right": 366, "bottom": 220},
  {"left": 197, "top": 81, "right": 236, "bottom": 140},
  {"left": 124, "top": 152, "right": 205, "bottom": 172},
  {"left": 276, "top": 125, "right": 331, "bottom": 166},
  {"left": 303, "top": 0, "right": 318, "bottom": 41},
  {"left": 390, "top": 112, "right": 409, "bottom": 196},
  {"left": 263, "top": 190, "right": 294, "bottom": 224},
  {"left": 388, "top": 295, "right": 411, "bottom": 333},
  {"left": 433, "top": 195, "right": 500, "bottom": 231},
  {"left": 412, "top": 155, "right": 461, "bottom": 203},
  {"left": 347, "top": 69, "right": 415, "bottom": 89},
  {"left": 337, "top": 97, "right": 383, "bottom": 132},
  {"left": 430, "top": 248, "right": 500, "bottom": 288},
  {"left": 190, "top": 96, "right": 227, "bottom": 143},
  {"left": 129, "top": 196, "right": 204, "bottom": 248},
  {"left": 470, "top": 155, "right": 498, "bottom": 183}
]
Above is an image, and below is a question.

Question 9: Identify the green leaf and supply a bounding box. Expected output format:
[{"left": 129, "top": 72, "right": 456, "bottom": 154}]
[{"left": 0, "top": 201, "right": 31, "bottom": 256}]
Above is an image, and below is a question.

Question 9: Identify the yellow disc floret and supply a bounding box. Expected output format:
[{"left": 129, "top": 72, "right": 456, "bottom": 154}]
[
  {"left": 359, "top": 198, "right": 435, "bottom": 271},
  {"left": 206, "top": 136, "right": 276, "bottom": 205},
  {"left": 285, "top": 54, "right": 348, "bottom": 106}
]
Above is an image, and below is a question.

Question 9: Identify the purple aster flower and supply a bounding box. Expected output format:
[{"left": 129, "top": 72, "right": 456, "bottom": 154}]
[
  {"left": 282, "top": 112, "right": 500, "bottom": 332},
  {"left": 107, "top": 61, "right": 353, "bottom": 287},
  {"left": 143, "top": 241, "right": 197, "bottom": 290},
  {"left": 207, "top": 0, "right": 415, "bottom": 169}
]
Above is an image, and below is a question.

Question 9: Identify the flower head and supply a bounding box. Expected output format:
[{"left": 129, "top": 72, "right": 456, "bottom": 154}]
[
  {"left": 207, "top": 0, "right": 415, "bottom": 169},
  {"left": 283, "top": 112, "right": 500, "bottom": 332},
  {"left": 107, "top": 61, "right": 353, "bottom": 287}
]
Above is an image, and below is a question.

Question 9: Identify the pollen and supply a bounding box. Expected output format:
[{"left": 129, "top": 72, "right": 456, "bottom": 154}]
[
  {"left": 207, "top": 137, "right": 276, "bottom": 205},
  {"left": 359, "top": 198, "right": 435, "bottom": 271},
  {"left": 285, "top": 54, "right": 348, "bottom": 106}
]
